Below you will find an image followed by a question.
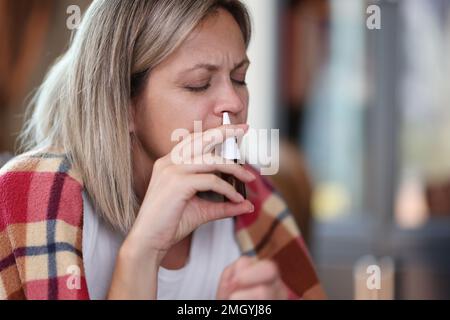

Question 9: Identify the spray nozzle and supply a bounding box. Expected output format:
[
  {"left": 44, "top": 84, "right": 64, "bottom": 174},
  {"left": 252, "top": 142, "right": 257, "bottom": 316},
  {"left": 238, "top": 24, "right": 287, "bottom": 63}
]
[{"left": 221, "top": 112, "right": 241, "bottom": 160}]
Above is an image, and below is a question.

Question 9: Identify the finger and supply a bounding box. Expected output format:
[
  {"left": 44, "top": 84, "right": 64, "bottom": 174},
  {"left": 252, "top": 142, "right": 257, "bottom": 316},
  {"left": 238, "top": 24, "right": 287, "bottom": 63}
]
[
  {"left": 197, "top": 199, "right": 254, "bottom": 223},
  {"left": 179, "top": 154, "right": 256, "bottom": 183},
  {"left": 232, "top": 260, "right": 280, "bottom": 289},
  {"left": 233, "top": 256, "right": 256, "bottom": 273},
  {"left": 175, "top": 124, "right": 249, "bottom": 160},
  {"left": 229, "top": 285, "right": 276, "bottom": 300},
  {"left": 200, "top": 125, "right": 248, "bottom": 155},
  {"left": 217, "top": 263, "right": 238, "bottom": 300},
  {"left": 189, "top": 173, "right": 245, "bottom": 203},
  {"left": 216, "top": 256, "right": 255, "bottom": 299}
]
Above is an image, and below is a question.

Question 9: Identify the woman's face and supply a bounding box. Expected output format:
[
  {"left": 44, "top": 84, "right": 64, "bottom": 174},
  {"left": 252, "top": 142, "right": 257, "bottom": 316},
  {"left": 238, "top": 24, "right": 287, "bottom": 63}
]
[{"left": 133, "top": 8, "right": 250, "bottom": 161}]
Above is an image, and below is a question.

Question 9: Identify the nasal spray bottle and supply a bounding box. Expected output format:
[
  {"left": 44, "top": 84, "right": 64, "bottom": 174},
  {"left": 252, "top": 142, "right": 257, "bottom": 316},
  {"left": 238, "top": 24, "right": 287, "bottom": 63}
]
[
  {"left": 197, "top": 112, "right": 247, "bottom": 202},
  {"left": 220, "top": 112, "right": 247, "bottom": 200}
]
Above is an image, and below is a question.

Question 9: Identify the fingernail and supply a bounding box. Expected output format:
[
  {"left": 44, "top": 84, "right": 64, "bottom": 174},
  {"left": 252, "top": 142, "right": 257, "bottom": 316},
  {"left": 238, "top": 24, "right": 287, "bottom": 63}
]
[
  {"left": 237, "top": 193, "right": 245, "bottom": 202},
  {"left": 248, "top": 203, "right": 254, "bottom": 213}
]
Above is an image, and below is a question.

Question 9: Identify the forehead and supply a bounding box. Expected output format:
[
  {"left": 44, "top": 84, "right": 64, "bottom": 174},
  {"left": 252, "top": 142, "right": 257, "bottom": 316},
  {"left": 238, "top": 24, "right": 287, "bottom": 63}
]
[
  {"left": 184, "top": 9, "right": 246, "bottom": 51},
  {"left": 161, "top": 9, "right": 247, "bottom": 69}
]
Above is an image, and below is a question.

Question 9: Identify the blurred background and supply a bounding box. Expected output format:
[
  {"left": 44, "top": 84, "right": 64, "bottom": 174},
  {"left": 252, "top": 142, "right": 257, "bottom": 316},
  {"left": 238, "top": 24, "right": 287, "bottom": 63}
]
[{"left": 1, "top": 0, "right": 450, "bottom": 299}]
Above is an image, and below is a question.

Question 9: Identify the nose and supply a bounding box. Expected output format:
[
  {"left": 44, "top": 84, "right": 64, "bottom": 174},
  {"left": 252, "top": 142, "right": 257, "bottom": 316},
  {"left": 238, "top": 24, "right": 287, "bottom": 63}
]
[{"left": 213, "top": 82, "right": 245, "bottom": 119}]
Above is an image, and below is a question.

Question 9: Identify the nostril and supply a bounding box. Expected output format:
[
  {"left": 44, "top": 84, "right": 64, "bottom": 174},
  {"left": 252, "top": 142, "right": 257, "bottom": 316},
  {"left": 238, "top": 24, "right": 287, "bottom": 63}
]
[{"left": 219, "top": 111, "right": 240, "bottom": 125}]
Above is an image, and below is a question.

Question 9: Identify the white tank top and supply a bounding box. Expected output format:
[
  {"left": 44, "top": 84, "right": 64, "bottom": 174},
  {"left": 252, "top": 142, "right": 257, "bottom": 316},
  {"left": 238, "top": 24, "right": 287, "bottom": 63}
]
[{"left": 81, "top": 191, "right": 241, "bottom": 300}]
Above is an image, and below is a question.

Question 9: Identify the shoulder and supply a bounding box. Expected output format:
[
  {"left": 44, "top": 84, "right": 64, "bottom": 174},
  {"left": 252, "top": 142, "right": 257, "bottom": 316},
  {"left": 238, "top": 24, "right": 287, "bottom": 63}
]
[
  {"left": 0, "top": 149, "right": 84, "bottom": 227},
  {"left": 0, "top": 149, "right": 89, "bottom": 299},
  {"left": 0, "top": 149, "right": 82, "bottom": 184}
]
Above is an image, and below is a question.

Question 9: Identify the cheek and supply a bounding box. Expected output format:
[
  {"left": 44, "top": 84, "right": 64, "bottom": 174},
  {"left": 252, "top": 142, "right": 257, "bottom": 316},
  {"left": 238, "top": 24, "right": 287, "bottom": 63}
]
[
  {"left": 239, "top": 88, "right": 250, "bottom": 121},
  {"left": 136, "top": 91, "right": 212, "bottom": 157},
  {"left": 162, "top": 94, "right": 212, "bottom": 136}
]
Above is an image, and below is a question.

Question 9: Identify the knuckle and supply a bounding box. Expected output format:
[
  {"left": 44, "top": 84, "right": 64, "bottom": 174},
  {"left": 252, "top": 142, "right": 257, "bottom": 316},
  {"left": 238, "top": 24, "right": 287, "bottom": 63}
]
[
  {"left": 161, "top": 166, "right": 177, "bottom": 182},
  {"left": 210, "top": 174, "right": 220, "bottom": 185},
  {"left": 236, "top": 256, "right": 252, "bottom": 270}
]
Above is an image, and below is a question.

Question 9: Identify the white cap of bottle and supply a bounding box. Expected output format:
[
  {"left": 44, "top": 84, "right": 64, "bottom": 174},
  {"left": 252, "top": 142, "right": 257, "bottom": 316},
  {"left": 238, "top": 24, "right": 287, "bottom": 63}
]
[{"left": 221, "top": 112, "right": 241, "bottom": 160}]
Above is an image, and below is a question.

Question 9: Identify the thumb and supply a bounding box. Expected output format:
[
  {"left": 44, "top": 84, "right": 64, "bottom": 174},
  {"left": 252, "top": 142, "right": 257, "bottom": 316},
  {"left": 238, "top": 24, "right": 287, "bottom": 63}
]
[
  {"left": 198, "top": 199, "right": 254, "bottom": 224},
  {"left": 216, "top": 256, "right": 255, "bottom": 300}
]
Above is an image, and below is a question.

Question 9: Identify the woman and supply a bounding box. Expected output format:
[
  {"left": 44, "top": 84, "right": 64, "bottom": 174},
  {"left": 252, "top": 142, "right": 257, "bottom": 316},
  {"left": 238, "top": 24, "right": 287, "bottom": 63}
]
[{"left": 0, "top": 0, "right": 325, "bottom": 300}]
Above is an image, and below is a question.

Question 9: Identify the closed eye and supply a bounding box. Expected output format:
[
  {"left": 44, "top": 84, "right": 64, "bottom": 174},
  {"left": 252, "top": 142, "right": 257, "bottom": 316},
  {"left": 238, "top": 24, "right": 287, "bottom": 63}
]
[
  {"left": 185, "top": 83, "right": 211, "bottom": 92},
  {"left": 184, "top": 79, "right": 246, "bottom": 93},
  {"left": 232, "top": 79, "right": 247, "bottom": 86}
]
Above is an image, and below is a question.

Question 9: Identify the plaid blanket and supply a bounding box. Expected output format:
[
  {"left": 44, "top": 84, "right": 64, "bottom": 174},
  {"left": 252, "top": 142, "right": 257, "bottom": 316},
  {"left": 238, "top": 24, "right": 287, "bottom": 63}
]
[{"left": 0, "top": 150, "right": 324, "bottom": 300}]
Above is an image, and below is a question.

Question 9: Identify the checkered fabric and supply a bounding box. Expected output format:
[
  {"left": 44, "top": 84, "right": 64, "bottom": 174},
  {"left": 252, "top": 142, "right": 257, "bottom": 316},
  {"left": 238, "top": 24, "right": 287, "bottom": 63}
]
[{"left": 0, "top": 150, "right": 324, "bottom": 300}]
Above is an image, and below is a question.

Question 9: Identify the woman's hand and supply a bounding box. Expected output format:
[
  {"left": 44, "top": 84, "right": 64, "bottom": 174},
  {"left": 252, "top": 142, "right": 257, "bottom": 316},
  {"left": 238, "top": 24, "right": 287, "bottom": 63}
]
[
  {"left": 216, "top": 257, "right": 289, "bottom": 300},
  {"left": 126, "top": 123, "right": 255, "bottom": 256},
  {"left": 108, "top": 124, "right": 255, "bottom": 299}
]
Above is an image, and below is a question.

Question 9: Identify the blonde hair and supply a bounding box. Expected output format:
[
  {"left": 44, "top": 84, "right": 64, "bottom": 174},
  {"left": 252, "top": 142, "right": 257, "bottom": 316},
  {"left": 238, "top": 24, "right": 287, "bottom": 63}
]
[{"left": 18, "top": 0, "right": 251, "bottom": 234}]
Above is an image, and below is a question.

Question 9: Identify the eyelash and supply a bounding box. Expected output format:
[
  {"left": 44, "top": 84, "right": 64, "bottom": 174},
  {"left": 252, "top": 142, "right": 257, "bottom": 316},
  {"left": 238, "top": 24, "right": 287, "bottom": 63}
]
[
  {"left": 185, "top": 79, "right": 247, "bottom": 93},
  {"left": 186, "top": 83, "right": 211, "bottom": 92}
]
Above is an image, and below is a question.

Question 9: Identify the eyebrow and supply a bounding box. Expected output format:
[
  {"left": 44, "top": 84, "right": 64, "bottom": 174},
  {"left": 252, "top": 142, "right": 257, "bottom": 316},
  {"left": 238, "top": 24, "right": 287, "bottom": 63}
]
[{"left": 181, "top": 58, "right": 250, "bottom": 74}]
